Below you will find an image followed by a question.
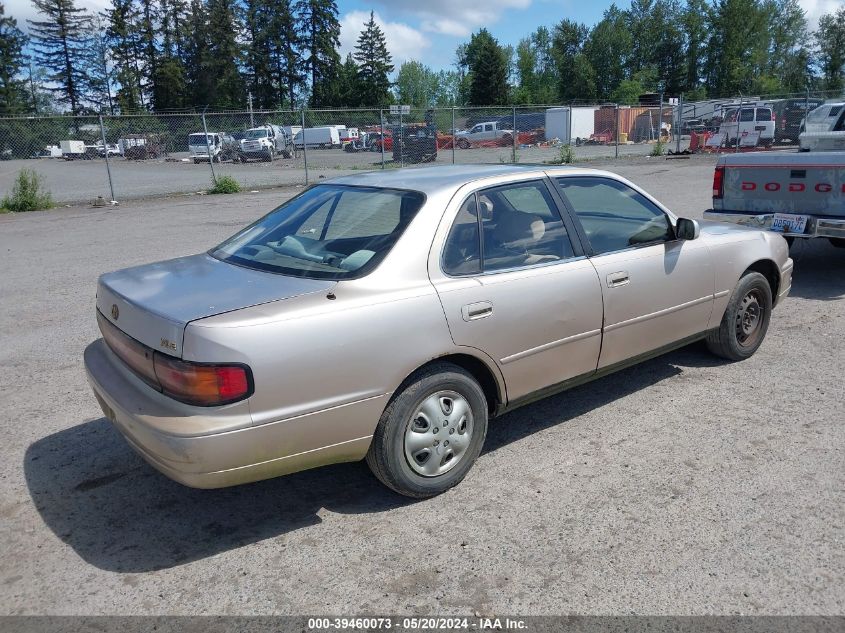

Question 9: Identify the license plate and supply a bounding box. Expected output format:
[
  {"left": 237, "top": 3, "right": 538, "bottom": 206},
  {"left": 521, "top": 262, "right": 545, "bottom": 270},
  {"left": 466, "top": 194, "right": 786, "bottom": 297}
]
[{"left": 771, "top": 213, "right": 808, "bottom": 234}]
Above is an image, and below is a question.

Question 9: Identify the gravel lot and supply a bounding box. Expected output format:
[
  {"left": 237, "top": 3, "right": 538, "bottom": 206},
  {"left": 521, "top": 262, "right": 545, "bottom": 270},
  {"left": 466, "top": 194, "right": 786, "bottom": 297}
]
[
  {"left": 0, "top": 140, "right": 693, "bottom": 204},
  {"left": 0, "top": 156, "right": 843, "bottom": 616}
]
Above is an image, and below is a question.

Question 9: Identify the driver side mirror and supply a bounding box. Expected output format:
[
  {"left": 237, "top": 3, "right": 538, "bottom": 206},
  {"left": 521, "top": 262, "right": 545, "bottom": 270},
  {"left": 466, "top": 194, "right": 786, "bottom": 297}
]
[{"left": 676, "top": 217, "right": 700, "bottom": 241}]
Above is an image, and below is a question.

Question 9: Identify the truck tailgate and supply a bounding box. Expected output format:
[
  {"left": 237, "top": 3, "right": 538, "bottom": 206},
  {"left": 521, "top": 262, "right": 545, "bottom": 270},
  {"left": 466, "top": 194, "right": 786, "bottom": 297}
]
[{"left": 713, "top": 151, "right": 845, "bottom": 217}]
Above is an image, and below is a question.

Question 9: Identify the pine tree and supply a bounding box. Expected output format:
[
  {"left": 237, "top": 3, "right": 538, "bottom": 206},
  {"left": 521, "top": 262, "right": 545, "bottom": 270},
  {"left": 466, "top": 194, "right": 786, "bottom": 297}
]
[
  {"left": 184, "top": 0, "right": 213, "bottom": 107},
  {"left": 295, "top": 0, "right": 341, "bottom": 107},
  {"left": 816, "top": 7, "right": 845, "bottom": 92},
  {"left": 353, "top": 11, "right": 393, "bottom": 107},
  {"left": 105, "top": 0, "right": 144, "bottom": 111},
  {"left": 0, "top": 2, "right": 29, "bottom": 114},
  {"left": 28, "top": 0, "right": 92, "bottom": 113},
  {"left": 466, "top": 29, "right": 508, "bottom": 106},
  {"left": 552, "top": 19, "right": 589, "bottom": 101},
  {"left": 335, "top": 53, "right": 359, "bottom": 107},
  {"left": 86, "top": 16, "right": 115, "bottom": 113},
  {"left": 584, "top": 6, "right": 631, "bottom": 100},
  {"left": 206, "top": 0, "right": 244, "bottom": 108},
  {"left": 244, "top": 0, "right": 274, "bottom": 108},
  {"left": 137, "top": 0, "right": 158, "bottom": 105},
  {"left": 270, "top": 0, "right": 304, "bottom": 108}
]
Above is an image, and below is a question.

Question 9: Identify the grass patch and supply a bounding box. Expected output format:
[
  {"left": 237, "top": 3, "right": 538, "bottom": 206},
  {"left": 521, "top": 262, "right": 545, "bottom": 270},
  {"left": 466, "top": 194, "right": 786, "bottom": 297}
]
[
  {"left": 1, "top": 169, "right": 54, "bottom": 212},
  {"left": 208, "top": 175, "right": 241, "bottom": 194},
  {"left": 544, "top": 144, "right": 575, "bottom": 165},
  {"left": 650, "top": 140, "right": 665, "bottom": 157}
]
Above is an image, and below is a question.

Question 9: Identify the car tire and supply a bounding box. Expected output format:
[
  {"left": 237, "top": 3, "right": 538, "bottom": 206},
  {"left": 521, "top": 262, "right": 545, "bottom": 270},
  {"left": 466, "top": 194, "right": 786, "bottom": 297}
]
[
  {"left": 366, "top": 363, "right": 488, "bottom": 498},
  {"left": 706, "top": 271, "right": 772, "bottom": 361}
]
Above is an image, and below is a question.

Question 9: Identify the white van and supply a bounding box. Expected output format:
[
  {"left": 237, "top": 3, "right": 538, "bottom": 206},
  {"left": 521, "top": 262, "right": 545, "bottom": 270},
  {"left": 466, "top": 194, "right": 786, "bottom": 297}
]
[{"left": 718, "top": 105, "right": 775, "bottom": 147}]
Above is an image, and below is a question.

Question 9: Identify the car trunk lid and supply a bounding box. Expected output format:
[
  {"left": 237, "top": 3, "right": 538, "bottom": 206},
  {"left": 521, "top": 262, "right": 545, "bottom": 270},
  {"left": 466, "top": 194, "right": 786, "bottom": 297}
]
[{"left": 96, "top": 253, "right": 334, "bottom": 357}]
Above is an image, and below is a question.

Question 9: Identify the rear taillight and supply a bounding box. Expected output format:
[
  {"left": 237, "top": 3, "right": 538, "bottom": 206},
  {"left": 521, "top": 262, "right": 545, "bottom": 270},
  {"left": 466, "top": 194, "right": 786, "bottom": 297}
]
[
  {"left": 153, "top": 355, "right": 251, "bottom": 406},
  {"left": 98, "top": 311, "right": 252, "bottom": 406},
  {"left": 713, "top": 166, "right": 725, "bottom": 199}
]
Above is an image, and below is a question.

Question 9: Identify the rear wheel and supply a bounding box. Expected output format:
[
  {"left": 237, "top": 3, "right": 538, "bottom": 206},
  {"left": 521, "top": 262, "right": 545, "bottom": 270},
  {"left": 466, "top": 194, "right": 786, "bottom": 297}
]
[
  {"left": 366, "top": 363, "right": 488, "bottom": 498},
  {"left": 457, "top": 138, "right": 470, "bottom": 149},
  {"left": 706, "top": 271, "right": 772, "bottom": 361}
]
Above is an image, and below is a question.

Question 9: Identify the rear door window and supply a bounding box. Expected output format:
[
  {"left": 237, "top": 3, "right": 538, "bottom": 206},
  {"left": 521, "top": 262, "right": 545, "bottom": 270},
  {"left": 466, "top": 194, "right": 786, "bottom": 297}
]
[
  {"left": 756, "top": 108, "right": 772, "bottom": 121},
  {"left": 442, "top": 180, "right": 576, "bottom": 275},
  {"left": 740, "top": 109, "right": 754, "bottom": 122}
]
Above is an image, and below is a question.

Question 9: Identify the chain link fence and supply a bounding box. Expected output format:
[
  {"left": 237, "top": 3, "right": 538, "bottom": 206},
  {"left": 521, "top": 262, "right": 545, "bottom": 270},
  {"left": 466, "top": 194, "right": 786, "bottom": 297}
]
[{"left": 1, "top": 90, "right": 842, "bottom": 205}]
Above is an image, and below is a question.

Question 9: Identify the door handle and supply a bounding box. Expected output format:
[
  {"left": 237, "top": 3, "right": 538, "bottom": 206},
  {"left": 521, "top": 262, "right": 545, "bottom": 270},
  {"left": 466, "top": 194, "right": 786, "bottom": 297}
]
[
  {"left": 606, "top": 271, "right": 630, "bottom": 288},
  {"left": 462, "top": 301, "right": 493, "bottom": 321}
]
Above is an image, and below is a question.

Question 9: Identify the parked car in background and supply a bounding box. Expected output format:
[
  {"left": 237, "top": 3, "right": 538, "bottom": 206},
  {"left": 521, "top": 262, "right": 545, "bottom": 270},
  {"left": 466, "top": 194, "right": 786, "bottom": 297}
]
[
  {"left": 455, "top": 121, "right": 513, "bottom": 148},
  {"left": 799, "top": 102, "right": 845, "bottom": 151},
  {"left": 96, "top": 143, "right": 122, "bottom": 158},
  {"left": 704, "top": 151, "right": 845, "bottom": 249},
  {"left": 799, "top": 120, "right": 845, "bottom": 152},
  {"left": 85, "top": 165, "right": 791, "bottom": 498},
  {"left": 771, "top": 98, "right": 825, "bottom": 144},
  {"left": 718, "top": 105, "right": 775, "bottom": 147},
  {"left": 369, "top": 132, "right": 392, "bottom": 152}
]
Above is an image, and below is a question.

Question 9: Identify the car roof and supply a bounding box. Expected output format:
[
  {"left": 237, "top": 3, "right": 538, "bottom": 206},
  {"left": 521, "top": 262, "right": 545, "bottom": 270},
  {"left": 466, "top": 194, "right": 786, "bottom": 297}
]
[{"left": 326, "top": 164, "right": 593, "bottom": 195}]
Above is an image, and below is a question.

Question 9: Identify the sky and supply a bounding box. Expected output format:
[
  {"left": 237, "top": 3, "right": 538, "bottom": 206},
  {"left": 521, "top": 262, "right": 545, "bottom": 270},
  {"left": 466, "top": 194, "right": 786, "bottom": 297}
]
[{"left": 4, "top": 0, "right": 842, "bottom": 71}]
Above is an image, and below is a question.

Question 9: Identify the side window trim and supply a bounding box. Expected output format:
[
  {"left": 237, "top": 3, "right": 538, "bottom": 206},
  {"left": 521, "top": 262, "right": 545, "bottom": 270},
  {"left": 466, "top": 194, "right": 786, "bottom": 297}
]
[
  {"left": 542, "top": 175, "right": 589, "bottom": 258},
  {"left": 551, "top": 175, "right": 678, "bottom": 257}
]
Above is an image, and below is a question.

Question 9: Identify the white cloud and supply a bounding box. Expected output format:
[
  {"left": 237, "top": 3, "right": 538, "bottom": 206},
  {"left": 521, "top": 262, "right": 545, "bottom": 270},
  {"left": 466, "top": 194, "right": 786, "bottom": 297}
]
[
  {"left": 373, "top": 0, "right": 532, "bottom": 37},
  {"left": 5, "top": 0, "right": 111, "bottom": 28},
  {"left": 339, "top": 10, "right": 431, "bottom": 65},
  {"left": 798, "top": 0, "right": 842, "bottom": 29}
]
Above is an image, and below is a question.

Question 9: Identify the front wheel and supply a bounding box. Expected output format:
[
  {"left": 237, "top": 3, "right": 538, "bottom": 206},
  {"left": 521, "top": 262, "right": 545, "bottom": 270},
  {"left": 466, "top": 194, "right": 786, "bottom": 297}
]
[
  {"left": 706, "top": 271, "right": 772, "bottom": 361},
  {"left": 366, "top": 363, "right": 488, "bottom": 498}
]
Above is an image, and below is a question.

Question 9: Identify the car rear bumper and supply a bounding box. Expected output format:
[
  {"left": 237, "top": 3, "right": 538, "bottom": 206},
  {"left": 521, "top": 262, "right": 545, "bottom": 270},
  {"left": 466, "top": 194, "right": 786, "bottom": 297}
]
[
  {"left": 84, "top": 339, "right": 378, "bottom": 488},
  {"left": 703, "top": 210, "right": 845, "bottom": 240}
]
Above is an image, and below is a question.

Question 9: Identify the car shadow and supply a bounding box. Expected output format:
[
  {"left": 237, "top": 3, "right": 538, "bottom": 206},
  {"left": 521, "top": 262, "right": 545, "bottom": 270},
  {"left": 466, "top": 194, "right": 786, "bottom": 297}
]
[
  {"left": 25, "top": 350, "right": 694, "bottom": 574},
  {"left": 786, "top": 239, "right": 845, "bottom": 302}
]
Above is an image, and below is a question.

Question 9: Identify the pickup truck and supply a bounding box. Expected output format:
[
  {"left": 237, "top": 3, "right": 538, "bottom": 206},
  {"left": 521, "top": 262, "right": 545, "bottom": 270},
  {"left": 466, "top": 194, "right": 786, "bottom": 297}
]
[
  {"left": 703, "top": 151, "right": 845, "bottom": 247},
  {"left": 455, "top": 121, "right": 513, "bottom": 148}
]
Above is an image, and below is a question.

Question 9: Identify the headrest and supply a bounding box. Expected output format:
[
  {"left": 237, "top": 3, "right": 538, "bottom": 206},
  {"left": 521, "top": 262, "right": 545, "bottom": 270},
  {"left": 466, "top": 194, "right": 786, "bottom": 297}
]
[{"left": 466, "top": 198, "right": 494, "bottom": 219}]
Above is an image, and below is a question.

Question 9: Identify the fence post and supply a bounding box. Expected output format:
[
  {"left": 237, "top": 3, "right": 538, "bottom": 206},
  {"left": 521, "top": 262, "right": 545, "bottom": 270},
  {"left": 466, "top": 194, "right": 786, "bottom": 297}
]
[
  {"left": 451, "top": 107, "right": 456, "bottom": 165},
  {"left": 301, "top": 108, "right": 309, "bottom": 185},
  {"left": 512, "top": 105, "right": 517, "bottom": 163},
  {"left": 201, "top": 112, "right": 217, "bottom": 184},
  {"left": 658, "top": 91, "right": 664, "bottom": 150},
  {"left": 676, "top": 93, "right": 683, "bottom": 154},
  {"left": 379, "top": 109, "right": 385, "bottom": 169},
  {"left": 98, "top": 113, "right": 117, "bottom": 203},
  {"left": 568, "top": 102, "right": 573, "bottom": 148},
  {"left": 399, "top": 108, "right": 404, "bottom": 168},
  {"left": 615, "top": 103, "right": 619, "bottom": 159},
  {"left": 735, "top": 95, "right": 742, "bottom": 153}
]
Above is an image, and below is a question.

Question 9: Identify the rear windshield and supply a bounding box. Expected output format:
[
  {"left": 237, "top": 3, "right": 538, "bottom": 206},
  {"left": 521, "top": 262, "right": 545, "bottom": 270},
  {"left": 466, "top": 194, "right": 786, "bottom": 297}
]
[
  {"left": 210, "top": 185, "right": 425, "bottom": 280},
  {"left": 756, "top": 108, "right": 772, "bottom": 121}
]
